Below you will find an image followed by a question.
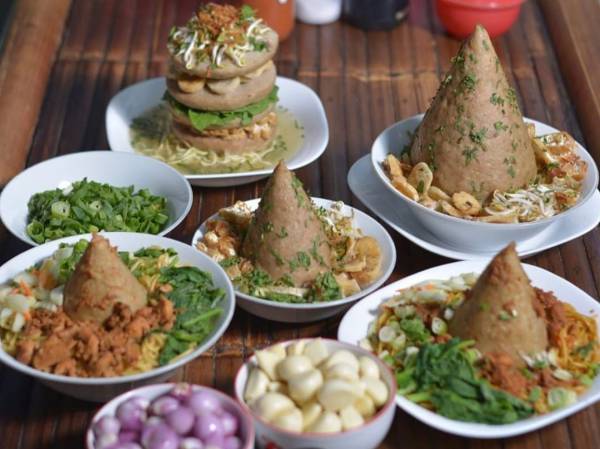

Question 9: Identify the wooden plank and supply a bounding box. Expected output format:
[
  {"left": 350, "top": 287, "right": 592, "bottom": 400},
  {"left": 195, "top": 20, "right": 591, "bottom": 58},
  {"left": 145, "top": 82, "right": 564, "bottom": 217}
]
[
  {"left": 0, "top": 1, "right": 600, "bottom": 448},
  {"left": 0, "top": 0, "right": 72, "bottom": 185},
  {"left": 539, "top": 0, "right": 600, "bottom": 163}
]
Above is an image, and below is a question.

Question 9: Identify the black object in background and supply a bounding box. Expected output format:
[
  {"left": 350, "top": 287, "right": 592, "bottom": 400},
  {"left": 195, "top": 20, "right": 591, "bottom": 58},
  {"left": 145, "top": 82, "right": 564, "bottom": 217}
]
[{"left": 343, "top": 0, "right": 409, "bottom": 30}]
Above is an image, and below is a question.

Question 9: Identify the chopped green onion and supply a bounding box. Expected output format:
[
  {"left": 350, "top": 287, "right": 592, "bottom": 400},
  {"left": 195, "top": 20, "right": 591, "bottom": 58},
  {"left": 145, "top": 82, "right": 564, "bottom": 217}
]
[
  {"left": 51, "top": 201, "right": 70, "bottom": 218},
  {"left": 547, "top": 388, "right": 577, "bottom": 410},
  {"left": 431, "top": 317, "right": 448, "bottom": 335},
  {"left": 26, "top": 179, "right": 169, "bottom": 243}
]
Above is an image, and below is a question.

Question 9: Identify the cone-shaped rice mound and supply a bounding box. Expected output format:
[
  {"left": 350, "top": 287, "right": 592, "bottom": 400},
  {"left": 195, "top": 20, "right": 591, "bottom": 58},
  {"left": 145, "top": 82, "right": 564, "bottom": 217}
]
[
  {"left": 63, "top": 234, "right": 148, "bottom": 323},
  {"left": 241, "top": 162, "right": 332, "bottom": 286},
  {"left": 449, "top": 243, "right": 548, "bottom": 366},
  {"left": 410, "top": 25, "right": 537, "bottom": 200}
]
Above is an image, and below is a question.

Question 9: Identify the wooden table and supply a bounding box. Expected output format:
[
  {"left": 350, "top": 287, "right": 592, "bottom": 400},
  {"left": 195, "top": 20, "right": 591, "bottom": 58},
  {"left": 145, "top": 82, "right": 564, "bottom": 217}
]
[{"left": 1, "top": 0, "right": 599, "bottom": 448}]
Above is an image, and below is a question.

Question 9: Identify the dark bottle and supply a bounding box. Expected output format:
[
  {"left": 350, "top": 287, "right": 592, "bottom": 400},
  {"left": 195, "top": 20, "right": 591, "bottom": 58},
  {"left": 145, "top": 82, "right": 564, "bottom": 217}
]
[{"left": 343, "top": 0, "right": 409, "bottom": 30}]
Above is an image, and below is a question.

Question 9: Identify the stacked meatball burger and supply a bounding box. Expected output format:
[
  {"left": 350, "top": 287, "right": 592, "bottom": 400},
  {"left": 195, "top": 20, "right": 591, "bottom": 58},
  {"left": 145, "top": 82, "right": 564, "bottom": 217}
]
[{"left": 166, "top": 3, "right": 279, "bottom": 155}]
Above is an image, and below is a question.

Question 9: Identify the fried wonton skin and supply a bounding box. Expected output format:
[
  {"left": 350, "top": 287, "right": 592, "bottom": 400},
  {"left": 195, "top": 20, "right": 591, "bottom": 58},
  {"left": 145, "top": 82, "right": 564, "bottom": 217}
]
[
  {"left": 449, "top": 242, "right": 548, "bottom": 366},
  {"left": 410, "top": 25, "right": 537, "bottom": 201},
  {"left": 63, "top": 234, "right": 148, "bottom": 324},
  {"left": 241, "top": 162, "right": 332, "bottom": 286}
]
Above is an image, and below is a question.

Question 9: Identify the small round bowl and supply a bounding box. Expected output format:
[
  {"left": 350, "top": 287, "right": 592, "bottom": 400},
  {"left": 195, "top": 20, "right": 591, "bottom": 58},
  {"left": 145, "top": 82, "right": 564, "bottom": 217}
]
[
  {"left": 0, "top": 233, "right": 235, "bottom": 402},
  {"left": 234, "top": 339, "right": 396, "bottom": 449},
  {"left": 86, "top": 383, "right": 255, "bottom": 449},
  {"left": 370, "top": 114, "right": 600, "bottom": 252},
  {"left": 0, "top": 151, "right": 193, "bottom": 246},
  {"left": 436, "top": 0, "right": 525, "bottom": 38},
  {"left": 192, "top": 198, "right": 397, "bottom": 323}
]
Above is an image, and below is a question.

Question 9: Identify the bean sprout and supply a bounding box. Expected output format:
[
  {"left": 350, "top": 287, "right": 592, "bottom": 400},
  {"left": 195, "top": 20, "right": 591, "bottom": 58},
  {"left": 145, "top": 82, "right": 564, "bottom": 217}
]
[{"left": 168, "top": 8, "right": 270, "bottom": 69}]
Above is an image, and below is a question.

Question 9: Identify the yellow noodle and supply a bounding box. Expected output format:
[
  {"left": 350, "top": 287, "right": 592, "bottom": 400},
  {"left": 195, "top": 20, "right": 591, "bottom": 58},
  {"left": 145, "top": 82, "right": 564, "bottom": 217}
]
[
  {"left": 556, "top": 303, "right": 600, "bottom": 375},
  {"left": 0, "top": 330, "right": 19, "bottom": 355},
  {"left": 124, "top": 333, "right": 167, "bottom": 374}
]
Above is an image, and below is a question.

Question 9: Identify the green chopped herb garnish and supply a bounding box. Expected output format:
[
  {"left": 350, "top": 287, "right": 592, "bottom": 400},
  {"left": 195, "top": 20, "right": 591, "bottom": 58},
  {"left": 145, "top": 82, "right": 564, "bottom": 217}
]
[
  {"left": 462, "top": 148, "right": 478, "bottom": 165},
  {"left": 26, "top": 179, "right": 169, "bottom": 244}
]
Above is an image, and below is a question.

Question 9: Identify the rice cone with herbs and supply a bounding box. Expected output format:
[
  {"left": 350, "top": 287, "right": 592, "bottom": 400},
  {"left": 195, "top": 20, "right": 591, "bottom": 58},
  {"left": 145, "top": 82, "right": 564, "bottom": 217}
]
[
  {"left": 241, "top": 161, "right": 332, "bottom": 286},
  {"left": 63, "top": 234, "right": 147, "bottom": 324},
  {"left": 410, "top": 25, "right": 537, "bottom": 200},
  {"left": 449, "top": 242, "right": 548, "bottom": 365}
]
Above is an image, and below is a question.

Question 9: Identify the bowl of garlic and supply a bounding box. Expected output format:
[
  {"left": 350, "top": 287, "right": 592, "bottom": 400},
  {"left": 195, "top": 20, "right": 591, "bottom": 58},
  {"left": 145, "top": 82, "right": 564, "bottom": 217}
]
[{"left": 234, "top": 338, "right": 396, "bottom": 449}]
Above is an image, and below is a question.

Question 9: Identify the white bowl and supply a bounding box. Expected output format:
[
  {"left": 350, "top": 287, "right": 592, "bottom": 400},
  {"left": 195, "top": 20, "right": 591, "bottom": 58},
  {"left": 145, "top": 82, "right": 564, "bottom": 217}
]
[
  {"left": 0, "top": 232, "right": 235, "bottom": 402},
  {"left": 371, "top": 114, "right": 600, "bottom": 251},
  {"left": 191, "top": 198, "right": 396, "bottom": 323},
  {"left": 106, "top": 77, "right": 329, "bottom": 187},
  {"left": 234, "top": 339, "right": 396, "bottom": 449},
  {"left": 86, "top": 383, "right": 255, "bottom": 449},
  {"left": 0, "top": 151, "right": 193, "bottom": 246},
  {"left": 338, "top": 260, "right": 600, "bottom": 438},
  {"left": 349, "top": 155, "right": 600, "bottom": 260}
]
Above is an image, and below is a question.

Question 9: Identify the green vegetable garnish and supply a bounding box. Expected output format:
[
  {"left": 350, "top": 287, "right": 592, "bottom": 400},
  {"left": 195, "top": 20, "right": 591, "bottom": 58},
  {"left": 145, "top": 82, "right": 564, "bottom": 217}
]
[
  {"left": 547, "top": 388, "right": 577, "bottom": 411},
  {"left": 400, "top": 317, "right": 432, "bottom": 344},
  {"left": 236, "top": 268, "right": 273, "bottom": 297},
  {"left": 158, "top": 266, "right": 224, "bottom": 365},
  {"left": 26, "top": 179, "right": 169, "bottom": 243},
  {"left": 309, "top": 272, "right": 341, "bottom": 302},
  {"left": 55, "top": 239, "right": 89, "bottom": 283},
  {"left": 396, "top": 338, "right": 534, "bottom": 424},
  {"left": 165, "top": 87, "right": 278, "bottom": 133}
]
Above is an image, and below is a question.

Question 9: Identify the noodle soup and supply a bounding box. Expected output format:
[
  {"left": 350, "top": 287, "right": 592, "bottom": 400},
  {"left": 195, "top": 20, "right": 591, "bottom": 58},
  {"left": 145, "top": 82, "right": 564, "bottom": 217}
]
[{"left": 131, "top": 105, "right": 303, "bottom": 175}]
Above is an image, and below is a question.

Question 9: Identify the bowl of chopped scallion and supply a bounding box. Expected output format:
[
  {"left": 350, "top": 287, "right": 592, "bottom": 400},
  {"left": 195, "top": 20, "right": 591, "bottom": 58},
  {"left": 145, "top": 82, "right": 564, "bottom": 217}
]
[{"left": 0, "top": 151, "right": 193, "bottom": 245}]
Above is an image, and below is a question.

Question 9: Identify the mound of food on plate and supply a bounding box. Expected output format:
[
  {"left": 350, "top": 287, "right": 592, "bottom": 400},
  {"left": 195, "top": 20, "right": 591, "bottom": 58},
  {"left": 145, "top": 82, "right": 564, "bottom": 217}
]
[
  {"left": 130, "top": 3, "right": 304, "bottom": 174},
  {"left": 242, "top": 339, "right": 389, "bottom": 433},
  {"left": 196, "top": 162, "right": 382, "bottom": 303},
  {"left": 0, "top": 235, "right": 224, "bottom": 377},
  {"left": 383, "top": 25, "right": 587, "bottom": 223},
  {"left": 26, "top": 179, "right": 169, "bottom": 244},
  {"left": 361, "top": 243, "right": 599, "bottom": 423}
]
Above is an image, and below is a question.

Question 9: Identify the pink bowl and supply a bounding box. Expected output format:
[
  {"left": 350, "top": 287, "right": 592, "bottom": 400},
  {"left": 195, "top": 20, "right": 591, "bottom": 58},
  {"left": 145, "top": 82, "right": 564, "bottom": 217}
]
[
  {"left": 86, "top": 383, "right": 255, "bottom": 449},
  {"left": 436, "top": 0, "right": 526, "bottom": 38}
]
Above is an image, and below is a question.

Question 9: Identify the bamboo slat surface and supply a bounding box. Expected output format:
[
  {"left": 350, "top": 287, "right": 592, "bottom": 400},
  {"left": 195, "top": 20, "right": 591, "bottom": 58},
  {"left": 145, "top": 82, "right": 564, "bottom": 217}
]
[{"left": 0, "top": 1, "right": 599, "bottom": 448}]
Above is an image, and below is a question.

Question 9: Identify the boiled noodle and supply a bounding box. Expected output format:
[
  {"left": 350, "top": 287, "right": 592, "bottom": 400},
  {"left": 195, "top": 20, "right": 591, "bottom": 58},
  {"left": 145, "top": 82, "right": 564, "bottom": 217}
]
[{"left": 130, "top": 104, "right": 303, "bottom": 175}]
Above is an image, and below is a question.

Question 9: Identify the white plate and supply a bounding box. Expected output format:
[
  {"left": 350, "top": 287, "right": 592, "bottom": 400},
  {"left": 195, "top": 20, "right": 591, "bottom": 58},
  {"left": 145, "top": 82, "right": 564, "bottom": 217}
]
[
  {"left": 106, "top": 77, "right": 329, "bottom": 187},
  {"left": 370, "top": 114, "right": 599, "bottom": 251},
  {"left": 0, "top": 151, "right": 193, "bottom": 246},
  {"left": 0, "top": 232, "right": 235, "bottom": 401},
  {"left": 337, "top": 260, "right": 600, "bottom": 438},
  {"left": 349, "top": 155, "right": 600, "bottom": 260},
  {"left": 191, "top": 198, "right": 396, "bottom": 323}
]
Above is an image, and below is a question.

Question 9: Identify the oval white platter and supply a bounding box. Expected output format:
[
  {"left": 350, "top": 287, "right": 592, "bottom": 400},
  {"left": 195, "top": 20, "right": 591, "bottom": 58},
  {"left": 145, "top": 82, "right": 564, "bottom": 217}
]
[
  {"left": 337, "top": 260, "right": 600, "bottom": 438},
  {"left": 106, "top": 76, "right": 329, "bottom": 187},
  {"left": 191, "top": 197, "right": 397, "bottom": 323},
  {"left": 0, "top": 151, "right": 193, "bottom": 246}
]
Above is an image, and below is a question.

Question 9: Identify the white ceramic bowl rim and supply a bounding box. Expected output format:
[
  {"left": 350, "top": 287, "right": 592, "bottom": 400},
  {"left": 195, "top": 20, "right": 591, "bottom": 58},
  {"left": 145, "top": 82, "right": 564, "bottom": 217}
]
[
  {"left": 86, "top": 383, "right": 255, "bottom": 449},
  {"left": 193, "top": 197, "right": 397, "bottom": 310},
  {"left": 371, "top": 114, "right": 600, "bottom": 229},
  {"left": 234, "top": 338, "right": 397, "bottom": 438},
  {"left": 0, "top": 150, "right": 193, "bottom": 246},
  {"left": 0, "top": 233, "right": 235, "bottom": 385}
]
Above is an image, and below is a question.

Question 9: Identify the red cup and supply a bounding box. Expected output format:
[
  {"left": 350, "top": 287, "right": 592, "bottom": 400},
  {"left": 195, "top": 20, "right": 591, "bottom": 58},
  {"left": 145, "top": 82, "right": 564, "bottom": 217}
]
[
  {"left": 244, "top": 0, "right": 296, "bottom": 41},
  {"left": 436, "top": 0, "right": 525, "bottom": 39}
]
